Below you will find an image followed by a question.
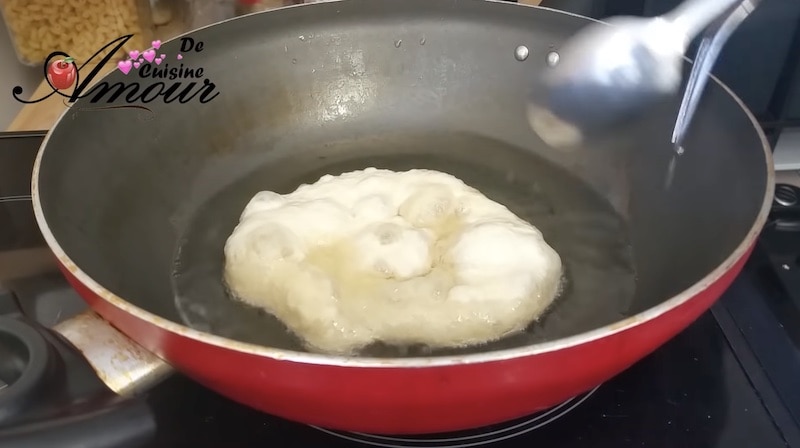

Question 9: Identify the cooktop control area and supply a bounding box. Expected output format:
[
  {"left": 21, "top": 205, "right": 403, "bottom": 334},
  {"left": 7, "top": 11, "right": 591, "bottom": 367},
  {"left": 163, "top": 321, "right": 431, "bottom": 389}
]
[{"left": 1, "top": 132, "right": 799, "bottom": 448}]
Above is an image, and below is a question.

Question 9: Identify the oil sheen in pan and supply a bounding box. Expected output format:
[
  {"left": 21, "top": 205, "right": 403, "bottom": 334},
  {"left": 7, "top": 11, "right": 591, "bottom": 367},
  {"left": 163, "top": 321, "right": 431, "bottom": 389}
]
[{"left": 170, "top": 134, "right": 636, "bottom": 357}]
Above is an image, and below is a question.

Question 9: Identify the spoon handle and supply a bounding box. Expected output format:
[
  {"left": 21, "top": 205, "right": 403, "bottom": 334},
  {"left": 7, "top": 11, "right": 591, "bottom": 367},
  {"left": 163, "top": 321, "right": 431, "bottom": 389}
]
[
  {"left": 671, "top": 0, "right": 761, "bottom": 151},
  {"left": 664, "top": 0, "right": 743, "bottom": 41}
]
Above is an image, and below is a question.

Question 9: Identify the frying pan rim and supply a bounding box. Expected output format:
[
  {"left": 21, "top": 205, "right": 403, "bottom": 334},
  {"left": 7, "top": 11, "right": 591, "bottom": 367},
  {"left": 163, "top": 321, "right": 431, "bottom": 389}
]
[{"left": 30, "top": 0, "right": 776, "bottom": 368}]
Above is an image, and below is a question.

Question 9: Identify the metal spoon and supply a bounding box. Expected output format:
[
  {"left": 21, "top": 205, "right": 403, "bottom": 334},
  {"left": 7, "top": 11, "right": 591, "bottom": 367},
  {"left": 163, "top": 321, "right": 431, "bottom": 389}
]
[{"left": 527, "top": 0, "right": 751, "bottom": 148}]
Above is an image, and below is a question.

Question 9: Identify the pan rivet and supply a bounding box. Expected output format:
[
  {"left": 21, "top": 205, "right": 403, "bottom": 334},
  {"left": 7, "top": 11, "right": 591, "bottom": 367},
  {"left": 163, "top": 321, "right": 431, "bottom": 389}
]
[
  {"left": 546, "top": 51, "right": 560, "bottom": 67},
  {"left": 514, "top": 45, "right": 530, "bottom": 61}
]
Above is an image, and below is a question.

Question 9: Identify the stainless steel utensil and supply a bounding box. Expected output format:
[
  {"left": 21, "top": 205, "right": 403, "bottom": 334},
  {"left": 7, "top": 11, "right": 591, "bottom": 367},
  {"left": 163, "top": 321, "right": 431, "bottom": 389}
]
[{"left": 527, "top": 0, "right": 752, "bottom": 148}]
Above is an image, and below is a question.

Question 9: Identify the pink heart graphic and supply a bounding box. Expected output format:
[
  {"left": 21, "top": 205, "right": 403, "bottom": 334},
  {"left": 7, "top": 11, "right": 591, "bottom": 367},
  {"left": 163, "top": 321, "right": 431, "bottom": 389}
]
[
  {"left": 117, "top": 60, "right": 132, "bottom": 75},
  {"left": 133, "top": 61, "right": 141, "bottom": 69},
  {"left": 138, "top": 58, "right": 143, "bottom": 63},
  {"left": 143, "top": 49, "right": 156, "bottom": 63},
  {"left": 154, "top": 57, "right": 162, "bottom": 65},
  {"left": 160, "top": 54, "right": 166, "bottom": 59},
  {"left": 176, "top": 53, "right": 183, "bottom": 60},
  {"left": 151, "top": 40, "right": 161, "bottom": 50},
  {"left": 129, "top": 50, "right": 140, "bottom": 59}
]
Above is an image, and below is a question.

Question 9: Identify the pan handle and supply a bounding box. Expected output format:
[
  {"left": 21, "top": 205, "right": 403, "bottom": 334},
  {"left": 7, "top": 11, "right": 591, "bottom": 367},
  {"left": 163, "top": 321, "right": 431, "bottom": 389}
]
[
  {"left": 0, "top": 309, "right": 169, "bottom": 447},
  {"left": 51, "top": 310, "right": 174, "bottom": 396}
]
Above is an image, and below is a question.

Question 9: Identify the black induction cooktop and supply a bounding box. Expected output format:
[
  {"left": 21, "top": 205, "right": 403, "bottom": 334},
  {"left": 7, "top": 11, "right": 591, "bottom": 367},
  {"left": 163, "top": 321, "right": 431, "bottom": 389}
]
[{"left": 0, "top": 131, "right": 798, "bottom": 448}]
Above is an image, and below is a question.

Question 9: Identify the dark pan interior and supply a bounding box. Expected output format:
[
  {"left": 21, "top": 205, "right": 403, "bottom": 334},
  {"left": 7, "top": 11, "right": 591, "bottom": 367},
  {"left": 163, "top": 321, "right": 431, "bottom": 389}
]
[{"left": 36, "top": 0, "right": 768, "bottom": 357}]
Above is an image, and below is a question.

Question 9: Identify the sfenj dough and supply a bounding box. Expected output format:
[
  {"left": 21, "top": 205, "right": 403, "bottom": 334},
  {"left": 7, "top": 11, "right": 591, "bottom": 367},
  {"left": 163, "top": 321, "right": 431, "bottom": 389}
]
[{"left": 223, "top": 168, "right": 563, "bottom": 355}]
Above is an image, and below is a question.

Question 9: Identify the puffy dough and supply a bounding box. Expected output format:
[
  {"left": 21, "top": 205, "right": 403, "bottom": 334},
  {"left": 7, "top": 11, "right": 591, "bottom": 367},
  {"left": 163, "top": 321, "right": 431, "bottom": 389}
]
[{"left": 223, "top": 168, "right": 563, "bottom": 355}]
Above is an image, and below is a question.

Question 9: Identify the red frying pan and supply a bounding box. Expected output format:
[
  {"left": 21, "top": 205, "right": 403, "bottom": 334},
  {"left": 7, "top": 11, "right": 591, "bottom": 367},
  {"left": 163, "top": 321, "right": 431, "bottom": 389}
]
[{"left": 29, "top": 0, "right": 772, "bottom": 434}]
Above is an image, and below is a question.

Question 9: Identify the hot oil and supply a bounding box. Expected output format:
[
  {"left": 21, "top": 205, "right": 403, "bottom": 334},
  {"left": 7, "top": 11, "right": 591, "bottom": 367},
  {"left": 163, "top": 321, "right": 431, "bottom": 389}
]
[
  {"left": 664, "top": 145, "right": 685, "bottom": 190},
  {"left": 171, "top": 133, "right": 637, "bottom": 358}
]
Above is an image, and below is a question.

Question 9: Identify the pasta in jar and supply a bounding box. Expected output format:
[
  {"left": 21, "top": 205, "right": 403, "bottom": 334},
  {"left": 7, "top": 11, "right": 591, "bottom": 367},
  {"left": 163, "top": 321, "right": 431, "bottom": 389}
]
[{"left": 0, "top": 0, "right": 153, "bottom": 65}]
